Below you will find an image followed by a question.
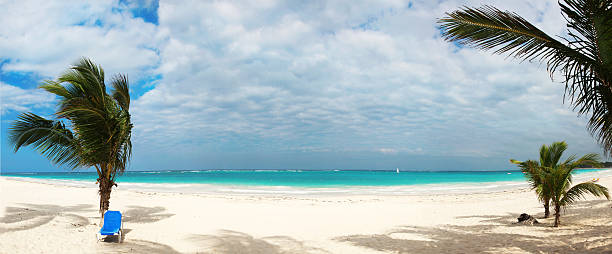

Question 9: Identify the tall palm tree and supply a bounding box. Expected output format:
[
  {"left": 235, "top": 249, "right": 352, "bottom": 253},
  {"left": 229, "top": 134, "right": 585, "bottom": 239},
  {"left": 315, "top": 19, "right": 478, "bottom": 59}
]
[
  {"left": 511, "top": 141, "right": 598, "bottom": 217},
  {"left": 9, "top": 58, "right": 133, "bottom": 221},
  {"left": 511, "top": 141, "right": 609, "bottom": 226},
  {"left": 439, "top": 1, "right": 612, "bottom": 153},
  {"left": 546, "top": 165, "right": 609, "bottom": 227}
]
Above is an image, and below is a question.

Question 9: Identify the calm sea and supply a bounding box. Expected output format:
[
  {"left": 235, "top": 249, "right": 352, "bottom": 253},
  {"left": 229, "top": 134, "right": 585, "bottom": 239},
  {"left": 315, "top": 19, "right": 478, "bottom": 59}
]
[{"left": 1, "top": 169, "right": 607, "bottom": 187}]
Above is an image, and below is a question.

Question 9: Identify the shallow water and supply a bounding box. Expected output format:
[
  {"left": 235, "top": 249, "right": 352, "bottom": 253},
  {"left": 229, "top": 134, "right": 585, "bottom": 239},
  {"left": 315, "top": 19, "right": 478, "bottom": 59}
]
[{"left": 2, "top": 168, "right": 608, "bottom": 187}]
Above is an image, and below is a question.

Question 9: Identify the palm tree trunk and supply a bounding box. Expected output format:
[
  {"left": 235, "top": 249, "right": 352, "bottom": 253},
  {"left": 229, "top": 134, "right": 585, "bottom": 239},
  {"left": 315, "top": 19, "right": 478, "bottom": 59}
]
[
  {"left": 544, "top": 201, "right": 550, "bottom": 218},
  {"left": 98, "top": 176, "right": 113, "bottom": 225},
  {"left": 553, "top": 204, "right": 561, "bottom": 227}
]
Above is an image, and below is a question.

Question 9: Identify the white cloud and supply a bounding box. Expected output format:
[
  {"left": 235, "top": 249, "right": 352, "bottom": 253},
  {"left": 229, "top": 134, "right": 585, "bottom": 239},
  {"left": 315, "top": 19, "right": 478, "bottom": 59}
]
[
  {"left": 0, "top": 82, "right": 55, "bottom": 115},
  {"left": 131, "top": 0, "right": 599, "bottom": 159},
  {"left": 1, "top": 0, "right": 602, "bottom": 165},
  {"left": 0, "top": 1, "right": 160, "bottom": 81}
]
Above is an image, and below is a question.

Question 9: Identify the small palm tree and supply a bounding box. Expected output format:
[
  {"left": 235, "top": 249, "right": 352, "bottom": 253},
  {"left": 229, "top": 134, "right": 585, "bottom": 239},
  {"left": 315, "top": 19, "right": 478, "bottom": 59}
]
[
  {"left": 511, "top": 141, "right": 609, "bottom": 226},
  {"left": 9, "top": 58, "right": 132, "bottom": 221},
  {"left": 438, "top": 1, "right": 612, "bottom": 154},
  {"left": 546, "top": 165, "right": 609, "bottom": 227},
  {"left": 511, "top": 142, "right": 593, "bottom": 217}
]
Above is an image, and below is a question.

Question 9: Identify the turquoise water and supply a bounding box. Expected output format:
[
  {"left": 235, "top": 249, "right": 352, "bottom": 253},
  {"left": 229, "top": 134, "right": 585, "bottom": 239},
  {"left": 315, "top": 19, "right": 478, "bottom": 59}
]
[{"left": 1, "top": 169, "right": 606, "bottom": 187}]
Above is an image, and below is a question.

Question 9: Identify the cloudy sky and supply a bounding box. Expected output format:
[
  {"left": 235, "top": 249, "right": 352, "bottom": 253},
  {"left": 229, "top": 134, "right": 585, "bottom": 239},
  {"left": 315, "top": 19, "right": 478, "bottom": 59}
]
[{"left": 0, "top": 0, "right": 604, "bottom": 172}]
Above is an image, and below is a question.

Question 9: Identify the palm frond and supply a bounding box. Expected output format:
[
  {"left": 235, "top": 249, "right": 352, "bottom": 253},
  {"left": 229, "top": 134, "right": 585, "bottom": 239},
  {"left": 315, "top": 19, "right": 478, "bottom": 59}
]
[
  {"left": 438, "top": 5, "right": 594, "bottom": 64},
  {"left": 511, "top": 159, "right": 541, "bottom": 190},
  {"left": 39, "top": 80, "right": 72, "bottom": 99},
  {"left": 439, "top": 3, "right": 612, "bottom": 154},
  {"left": 539, "top": 144, "right": 550, "bottom": 167},
  {"left": 73, "top": 57, "right": 105, "bottom": 89},
  {"left": 561, "top": 154, "right": 578, "bottom": 165},
  {"left": 569, "top": 153, "right": 601, "bottom": 169},
  {"left": 558, "top": 0, "right": 612, "bottom": 154},
  {"left": 8, "top": 113, "right": 81, "bottom": 168},
  {"left": 111, "top": 74, "right": 130, "bottom": 111},
  {"left": 560, "top": 181, "right": 610, "bottom": 205},
  {"left": 559, "top": 0, "right": 612, "bottom": 69},
  {"left": 546, "top": 141, "right": 568, "bottom": 167}
]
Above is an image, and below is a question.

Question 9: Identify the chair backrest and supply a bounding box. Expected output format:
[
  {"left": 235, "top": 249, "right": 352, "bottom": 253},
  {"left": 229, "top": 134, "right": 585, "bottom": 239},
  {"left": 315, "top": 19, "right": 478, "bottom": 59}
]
[{"left": 102, "top": 210, "right": 122, "bottom": 230}]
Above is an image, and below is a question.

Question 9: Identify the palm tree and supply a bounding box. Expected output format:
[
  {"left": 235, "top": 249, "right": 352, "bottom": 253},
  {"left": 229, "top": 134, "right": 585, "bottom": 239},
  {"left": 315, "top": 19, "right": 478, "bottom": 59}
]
[
  {"left": 546, "top": 165, "right": 609, "bottom": 227},
  {"left": 511, "top": 141, "right": 609, "bottom": 226},
  {"left": 8, "top": 58, "right": 133, "bottom": 222},
  {"left": 510, "top": 141, "right": 596, "bottom": 217},
  {"left": 438, "top": 1, "right": 612, "bottom": 154}
]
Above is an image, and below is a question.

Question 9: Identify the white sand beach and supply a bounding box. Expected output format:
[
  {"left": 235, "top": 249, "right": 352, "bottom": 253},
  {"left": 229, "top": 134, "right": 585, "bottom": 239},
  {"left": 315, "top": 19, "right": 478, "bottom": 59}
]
[{"left": 1, "top": 173, "right": 611, "bottom": 254}]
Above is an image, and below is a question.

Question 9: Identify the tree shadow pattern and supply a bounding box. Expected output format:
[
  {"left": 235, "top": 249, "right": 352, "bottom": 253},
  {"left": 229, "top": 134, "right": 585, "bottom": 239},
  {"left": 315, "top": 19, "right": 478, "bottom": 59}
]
[
  {"left": 96, "top": 239, "right": 181, "bottom": 254},
  {"left": 189, "top": 229, "right": 330, "bottom": 254},
  {"left": 98, "top": 205, "right": 173, "bottom": 243},
  {"left": 337, "top": 200, "right": 612, "bottom": 253},
  {"left": 0, "top": 203, "right": 94, "bottom": 233},
  {"left": 123, "top": 206, "right": 174, "bottom": 224}
]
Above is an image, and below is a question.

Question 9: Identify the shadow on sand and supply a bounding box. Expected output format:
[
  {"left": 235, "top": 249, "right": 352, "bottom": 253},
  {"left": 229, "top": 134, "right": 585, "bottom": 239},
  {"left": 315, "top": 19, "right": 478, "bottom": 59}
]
[
  {"left": 337, "top": 200, "right": 612, "bottom": 253},
  {"left": 0, "top": 203, "right": 94, "bottom": 233},
  {"left": 123, "top": 206, "right": 174, "bottom": 224},
  {"left": 96, "top": 239, "right": 181, "bottom": 254},
  {"left": 99, "top": 228, "right": 133, "bottom": 243},
  {"left": 98, "top": 205, "right": 173, "bottom": 244},
  {"left": 188, "top": 229, "right": 329, "bottom": 254}
]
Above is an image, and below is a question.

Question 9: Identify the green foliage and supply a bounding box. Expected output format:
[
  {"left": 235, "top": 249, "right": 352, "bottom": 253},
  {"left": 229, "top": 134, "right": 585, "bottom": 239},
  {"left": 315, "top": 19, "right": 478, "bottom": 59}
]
[
  {"left": 9, "top": 58, "right": 133, "bottom": 182},
  {"left": 510, "top": 142, "right": 592, "bottom": 204},
  {"left": 9, "top": 113, "right": 80, "bottom": 168},
  {"left": 511, "top": 141, "right": 609, "bottom": 226},
  {"left": 439, "top": 1, "right": 612, "bottom": 154},
  {"left": 561, "top": 181, "right": 610, "bottom": 205}
]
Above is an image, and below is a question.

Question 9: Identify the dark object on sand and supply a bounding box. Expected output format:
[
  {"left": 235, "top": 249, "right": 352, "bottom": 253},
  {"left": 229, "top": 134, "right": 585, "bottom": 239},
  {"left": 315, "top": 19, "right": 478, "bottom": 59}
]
[{"left": 517, "top": 213, "right": 539, "bottom": 225}]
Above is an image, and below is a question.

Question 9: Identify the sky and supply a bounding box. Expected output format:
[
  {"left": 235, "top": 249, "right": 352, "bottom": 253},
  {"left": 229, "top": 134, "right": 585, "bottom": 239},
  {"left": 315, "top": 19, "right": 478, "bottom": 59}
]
[{"left": 0, "top": 0, "right": 604, "bottom": 172}]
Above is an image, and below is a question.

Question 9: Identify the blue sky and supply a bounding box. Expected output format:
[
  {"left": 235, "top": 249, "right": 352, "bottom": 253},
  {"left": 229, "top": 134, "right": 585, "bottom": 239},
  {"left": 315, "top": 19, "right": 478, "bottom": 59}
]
[{"left": 0, "top": 0, "right": 604, "bottom": 172}]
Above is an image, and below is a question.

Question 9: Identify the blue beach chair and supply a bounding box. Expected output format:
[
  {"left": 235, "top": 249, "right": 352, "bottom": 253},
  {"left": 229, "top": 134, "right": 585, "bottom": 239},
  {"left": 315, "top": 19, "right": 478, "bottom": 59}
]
[{"left": 97, "top": 210, "right": 123, "bottom": 243}]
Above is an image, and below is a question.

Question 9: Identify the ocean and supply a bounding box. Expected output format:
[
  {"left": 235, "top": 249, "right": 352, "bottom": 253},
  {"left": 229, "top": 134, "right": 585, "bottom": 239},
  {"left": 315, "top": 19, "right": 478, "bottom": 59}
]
[{"left": 2, "top": 168, "right": 608, "bottom": 187}]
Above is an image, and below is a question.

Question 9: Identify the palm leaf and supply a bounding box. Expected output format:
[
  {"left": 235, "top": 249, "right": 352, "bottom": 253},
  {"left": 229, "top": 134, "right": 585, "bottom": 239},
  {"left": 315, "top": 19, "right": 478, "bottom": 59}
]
[
  {"left": 557, "top": 0, "right": 612, "bottom": 154},
  {"left": 438, "top": 5, "right": 594, "bottom": 65},
  {"left": 439, "top": 3, "right": 612, "bottom": 154},
  {"left": 568, "top": 153, "right": 601, "bottom": 169},
  {"left": 546, "top": 142, "right": 568, "bottom": 167},
  {"left": 8, "top": 113, "right": 81, "bottom": 168},
  {"left": 511, "top": 159, "right": 541, "bottom": 190},
  {"left": 560, "top": 181, "right": 610, "bottom": 205},
  {"left": 111, "top": 74, "right": 130, "bottom": 111}
]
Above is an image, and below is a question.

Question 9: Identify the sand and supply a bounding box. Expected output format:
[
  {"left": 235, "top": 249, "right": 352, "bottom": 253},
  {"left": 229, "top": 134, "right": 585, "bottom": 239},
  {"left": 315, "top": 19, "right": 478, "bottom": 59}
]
[{"left": 0, "top": 173, "right": 611, "bottom": 254}]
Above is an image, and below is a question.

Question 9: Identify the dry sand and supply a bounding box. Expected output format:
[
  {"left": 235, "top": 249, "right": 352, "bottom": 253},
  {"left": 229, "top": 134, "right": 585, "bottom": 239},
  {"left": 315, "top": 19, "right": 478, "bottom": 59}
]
[{"left": 0, "top": 173, "right": 611, "bottom": 254}]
